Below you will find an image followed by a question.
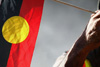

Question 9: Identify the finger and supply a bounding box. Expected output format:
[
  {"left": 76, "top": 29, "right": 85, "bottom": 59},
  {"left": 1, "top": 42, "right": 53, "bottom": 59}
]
[
  {"left": 95, "top": 10, "right": 99, "bottom": 13},
  {"left": 91, "top": 14, "right": 95, "bottom": 17},
  {"left": 93, "top": 10, "right": 100, "bottom": 18},
  {"left": 91, "top": 10, "right": 99, "bottom": 17}
]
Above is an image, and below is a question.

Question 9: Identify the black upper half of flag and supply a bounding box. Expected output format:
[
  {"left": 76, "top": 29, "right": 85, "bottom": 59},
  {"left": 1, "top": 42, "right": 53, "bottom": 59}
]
[{"left": 0, "top": 0, "right": 23, "bottom": 67}]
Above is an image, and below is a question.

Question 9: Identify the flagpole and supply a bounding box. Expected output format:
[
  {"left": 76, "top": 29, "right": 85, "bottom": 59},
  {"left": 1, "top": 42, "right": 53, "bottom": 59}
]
[{"left": 53, "top": 0, "right": 95, "bottom": 14}]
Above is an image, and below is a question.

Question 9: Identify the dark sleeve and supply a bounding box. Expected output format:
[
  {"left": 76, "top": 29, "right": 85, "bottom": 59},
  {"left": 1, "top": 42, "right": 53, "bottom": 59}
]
[{"left": 86, "top": 47, "right": 100, "bottom": 67}]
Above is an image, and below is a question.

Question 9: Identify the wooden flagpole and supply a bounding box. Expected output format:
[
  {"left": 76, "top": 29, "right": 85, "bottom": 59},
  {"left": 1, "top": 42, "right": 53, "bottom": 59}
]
[{"left": 53, "top": 0, "right": 95, "bottom": 14}]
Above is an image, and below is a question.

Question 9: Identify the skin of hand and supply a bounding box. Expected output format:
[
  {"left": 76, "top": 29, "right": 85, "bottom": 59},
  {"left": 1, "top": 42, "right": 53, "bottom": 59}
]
[
  {"left": 65, "top": 10, "right": 100, "bottom": 67},
  {"left": 85, "top": 10, "right": 100, "bottom": 50}
]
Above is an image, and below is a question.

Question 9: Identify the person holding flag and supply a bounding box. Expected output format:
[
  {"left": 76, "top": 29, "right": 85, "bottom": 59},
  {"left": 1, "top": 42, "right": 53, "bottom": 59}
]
[
  {"left": 53, "top": 0, "right": 100, "bottom": 67},
  {"left": 53, "top": 10, "right": 100, "bottom": 67}
]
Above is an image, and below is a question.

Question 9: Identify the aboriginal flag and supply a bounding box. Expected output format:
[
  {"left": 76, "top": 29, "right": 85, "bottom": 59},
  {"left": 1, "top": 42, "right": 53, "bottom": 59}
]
[{"left": 0, "top": 0, "right": 44, "bottom": 67}]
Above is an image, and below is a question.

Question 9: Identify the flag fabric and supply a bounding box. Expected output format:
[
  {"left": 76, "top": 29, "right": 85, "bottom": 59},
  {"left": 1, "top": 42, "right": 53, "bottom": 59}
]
[
  {"left": 83, "top": 59, "right": 92, "bottom": 67},
  {"left": 0, "top": 0, "right": 44, "bottom": 67}
]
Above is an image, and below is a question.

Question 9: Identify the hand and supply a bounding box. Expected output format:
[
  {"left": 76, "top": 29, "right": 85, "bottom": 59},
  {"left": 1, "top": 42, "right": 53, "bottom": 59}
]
[
  {"left": 85, "top": 10, "right": 100, "bottom": 48},
  {"left": 64, "top": 11, "right": 100, "bottom": 67}
]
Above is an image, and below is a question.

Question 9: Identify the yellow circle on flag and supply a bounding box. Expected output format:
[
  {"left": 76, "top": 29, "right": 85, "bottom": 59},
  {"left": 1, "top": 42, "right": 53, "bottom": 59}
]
[{"left": 2, "top": 16, "right": 29, "bottom": 44}]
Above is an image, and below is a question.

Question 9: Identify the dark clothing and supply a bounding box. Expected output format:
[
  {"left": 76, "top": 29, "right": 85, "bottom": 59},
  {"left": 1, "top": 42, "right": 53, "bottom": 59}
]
[{"left": 87, "top": 47, "right": 100, "bottom": 67}]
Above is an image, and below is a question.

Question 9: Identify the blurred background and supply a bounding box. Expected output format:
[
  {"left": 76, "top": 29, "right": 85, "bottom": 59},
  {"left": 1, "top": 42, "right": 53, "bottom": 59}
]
[{"left": 31, "top": 0, "right": 98, "bottom": 67}]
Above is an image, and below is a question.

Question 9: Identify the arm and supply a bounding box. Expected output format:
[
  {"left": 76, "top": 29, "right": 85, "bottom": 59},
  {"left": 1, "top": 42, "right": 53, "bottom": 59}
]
[
  {"left": 65, "top": 32, "right": 90, "bottom": 67},
  {"left": 65, "top": 10, "right": 100, "bottom": 67}
]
